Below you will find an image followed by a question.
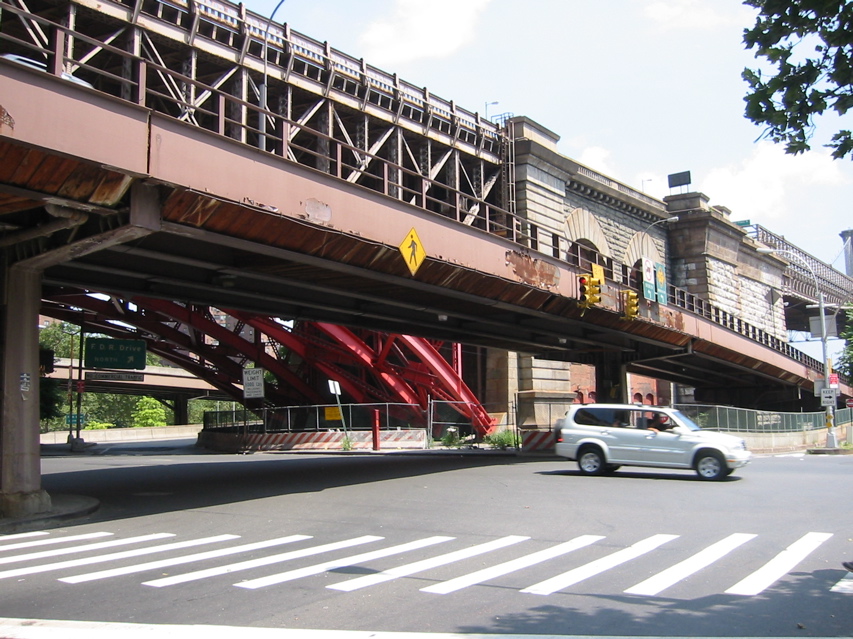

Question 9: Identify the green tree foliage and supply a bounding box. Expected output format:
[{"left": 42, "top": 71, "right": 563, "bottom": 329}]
[
  {"left": 743, "top": 0, "right": 853, "bottom": 158},
  {"left": 39, "top": 377, "right": 65, "bottom": 422},
  {"left": 837, "top": 309, "right": 853, "bottom": 376},
  {"left": 132, "top": 396, "right": 167, "bottom": 428}
]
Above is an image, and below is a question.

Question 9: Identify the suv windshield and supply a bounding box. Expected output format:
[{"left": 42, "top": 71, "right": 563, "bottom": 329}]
[{"left": 671, "top": 410, "right": 701, "bottom": 431}]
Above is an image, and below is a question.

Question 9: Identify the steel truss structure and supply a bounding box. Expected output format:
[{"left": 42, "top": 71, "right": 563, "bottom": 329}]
[
  {"left": 41, "top": 288, "right": 496, "bottom": 433},
  {"left": 0, "top": 0, "right": 510, "bottom": 228}
]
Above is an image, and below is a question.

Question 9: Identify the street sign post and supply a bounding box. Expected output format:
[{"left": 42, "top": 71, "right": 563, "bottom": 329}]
[
  {"left": 242, "top": 367, "right": 264, "bottom": 399},
  {"left": 820, "top": 388, "right": 837, "bottom": 407}
]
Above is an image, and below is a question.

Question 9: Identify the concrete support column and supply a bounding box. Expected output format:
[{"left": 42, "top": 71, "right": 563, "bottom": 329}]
[
  {"left": 593, "top": 354, "right": 628, "bottom": 404},
  {"left": 1, "top": 265, "right": 51, "bottom": 517},
  {"left": 174, "top": 395, "right": 189, "bottom": 426}
]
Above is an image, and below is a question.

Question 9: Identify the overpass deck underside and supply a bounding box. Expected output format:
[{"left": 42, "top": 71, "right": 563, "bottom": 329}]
[{"left": 0, "top": 36, "right": 848, "bottom": 407}]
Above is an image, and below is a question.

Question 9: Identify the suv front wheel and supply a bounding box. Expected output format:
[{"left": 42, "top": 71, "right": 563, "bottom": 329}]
[
  {"left": 694, "top": 450, "right": 726, "bottom": 481},
  {"left": 577, "top": 446, "right": 606, "bottom": 476}
]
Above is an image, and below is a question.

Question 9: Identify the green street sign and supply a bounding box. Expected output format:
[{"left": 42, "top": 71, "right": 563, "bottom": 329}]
[
  {"left": 65, "top": 414, "right": 87, "bottom": 425},
  {"left": 84, "top": 338, "right": 147, "bottom": 370}
]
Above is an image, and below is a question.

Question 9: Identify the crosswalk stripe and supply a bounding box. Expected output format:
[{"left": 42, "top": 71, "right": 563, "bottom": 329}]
[
  {"left": 0, "top": 534, "right": 237, "bottom": 580},
  {"left": 143, "top": 535, "right": 384, "bottom": 588},
  {"left": 59, "top": 535, "right": 312, "bottom": 584},
  {"left": 0, "top": 533, "right": 176, "bottom": 569},
  {"left": 830, "top": 573, "right": 853, "bottom": 594},
  {"left": 0, "top": 531, "right": 49, "bottom": 542},
  {"left": 0, "top": 532, "right": 113, "bottom": 553},
  {"left": 325, "top": 535, "right": 529, "bottom": 593},
  {"left": 624, "top": 533, "right": 757, "bottom": 596},
  {"left": 725, "top": 532, "right": 833, "bottom": 595},
  {"left": 423, "top": 535, "right": 605, "bottom": 595},
  {"left": 521, "top": 534, "right": 679, "bottom": 596},
  {"left": 239, "top": 536, "right": 455, "bottom": 590}
]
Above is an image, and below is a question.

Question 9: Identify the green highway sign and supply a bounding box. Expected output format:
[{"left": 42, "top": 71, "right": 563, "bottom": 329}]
[{"left": 84, "top": 338, "right": 147, "bottom": 370}]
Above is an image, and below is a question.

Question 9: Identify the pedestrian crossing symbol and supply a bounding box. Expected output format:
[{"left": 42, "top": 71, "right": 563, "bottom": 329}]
[{"left": 399, "top": 227, "right": 426, "bottom": 276}]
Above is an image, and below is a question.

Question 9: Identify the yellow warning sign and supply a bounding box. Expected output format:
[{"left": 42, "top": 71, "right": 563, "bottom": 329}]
[{"left": 399, "top": 227, "right": 426, "bottom": 276}]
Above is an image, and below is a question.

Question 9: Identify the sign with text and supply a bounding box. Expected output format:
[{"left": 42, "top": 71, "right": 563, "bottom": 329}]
[
  {"left": 641, "top": 257, "right": 656, "bottom": 300},
  {"left": 84, "top": 338, "right": 146, "bottom": 369},
  {"left": 655, "top": 262, "right": 668, "bottom": 305},
  {"left": 821, "top": 388, "right": 837, "bottom": 406},
  {"left": 242, "top": 367, "right": 264, "bottom": 399}
]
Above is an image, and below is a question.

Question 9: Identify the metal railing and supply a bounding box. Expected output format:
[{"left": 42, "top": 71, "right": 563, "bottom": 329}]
[{"left": 675, "top": 404, "right": 853, "bottom": 434}]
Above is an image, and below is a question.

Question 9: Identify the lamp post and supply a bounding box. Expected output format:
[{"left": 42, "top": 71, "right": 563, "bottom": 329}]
[
  {"left": 758, "top": 247, "right": 837, "bottom": 447},
  {"left": 641, "top": 215, "right": 679, "bottom": 235},
  {"left": 484, "top": 101, "right": 498, "bottom": 121}
]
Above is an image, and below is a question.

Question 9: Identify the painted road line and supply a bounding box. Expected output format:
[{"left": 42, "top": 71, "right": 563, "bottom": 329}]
[
  {"left": 725, "top": 532, "right": 834, "bottom": 596},
  {"left": 0, "top": 533, "right": 176, "bottom": 568},
  {"left": 326, "top": 535, "right": 529, "bottom": 593},
  {"left": 522, "top": 534, "right": 679, "bottom": 596},
  {"left": 423, "top": 535, "right": 604, "bottom": 595},
  {"left": 0, "top": 531, "right": 50, "bottom": 542},
  {"left": 0, "top": 534, "right": 236, "bottom": 580},
  {"left": 8, "top": 617, "right": 851, "bottom": 639},
  {"left": 624, "top": 533, "right": 757, "bottom": 596},
  {"left": 830, "top": 572, "right": 853, "bottom": 594},
  {"left": 60, "top": 534, "right": 312, "bottom": 584},
  {"left": 0, "top": 532, "right": 113, "bottom": 552},
  {"left": 143, "top": 535, "right": 384, "bottom": 588},
  {"left": 239, "top": 536, "right": 455, "bottom": 590}
]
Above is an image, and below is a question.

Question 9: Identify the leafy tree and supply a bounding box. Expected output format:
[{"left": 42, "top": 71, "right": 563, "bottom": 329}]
[
  {"left": 837, "top": 309, "right": 853, "bottom": 376},
  {"left": 39, "top": 377, "right": 65, "bottom": 422},
  {"left": 743, "top": 1, "right": 853, "bottom": 158},
  {"left": 132, "top": 396, "right": 167, "bottom": 428}
]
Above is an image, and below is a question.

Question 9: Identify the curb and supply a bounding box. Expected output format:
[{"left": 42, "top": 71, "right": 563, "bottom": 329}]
[{"left": 0, "top": 494, "right": 100, "bottom": 533}]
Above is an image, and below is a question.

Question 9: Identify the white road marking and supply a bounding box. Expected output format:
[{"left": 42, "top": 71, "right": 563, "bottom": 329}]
[
  {"left": 830, "top": 572, "right": 853, "bottom": 594},
  {"left": 522, "top": 534, "right": 679, "bottom": 595},
  {"left": 725, "top": 532, "right": 834, "bottom": 595},
  {"left": 0, "top": 531, "right": 50, "bottom": 542},
  {"left": 240, "top": 536, "right": 455, "bottom": 590},
  {"left": 423, "top": 535, "right": 604, "bottom": 595},
  {"left": 0, "top": 616, "right": 846, "bottom": 638},
  {"left": 0, "top": 534, "right": 236, "bottom": 580},
  {"left": 60, "top": 534, "right": 311, "bottom": 583},
  {"left": 0, "top": 532, "right": 112, "bottom": 552},
  {"left": 0, "top": 533, "right": 176, "bottom": 569},
  {"left": 624, "top": 533, "right": 757, "bottom": 596},
  {"left": 143, "top": 535, "right": 384, "bottom": 588},
  {"left": 325, "top": 535, "right": 529, "bottom": 592}
]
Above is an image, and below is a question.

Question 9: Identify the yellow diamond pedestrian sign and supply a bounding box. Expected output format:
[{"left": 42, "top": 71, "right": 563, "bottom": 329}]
[{"left": 399, "top": 227, "right": 426, "bottom": 276}]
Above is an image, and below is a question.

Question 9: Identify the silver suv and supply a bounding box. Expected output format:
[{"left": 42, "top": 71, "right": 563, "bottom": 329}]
[{"left": 554, "top": 404, "right": 751, "bottom": 481}]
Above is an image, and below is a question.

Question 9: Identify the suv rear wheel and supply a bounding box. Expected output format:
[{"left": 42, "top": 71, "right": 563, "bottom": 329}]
[
  {"left": 577, "top": 446, "right": 606, "bottom": 476},
  {"left": 694, "top": 450, "right": 726, "bottom": 481}
]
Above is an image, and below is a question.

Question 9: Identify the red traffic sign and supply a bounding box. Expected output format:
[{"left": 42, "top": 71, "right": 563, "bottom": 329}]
[{"left": 846, "top": 398, "right": 853, "bottom": 408}]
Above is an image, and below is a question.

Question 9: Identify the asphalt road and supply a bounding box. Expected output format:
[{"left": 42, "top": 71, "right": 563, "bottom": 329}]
[{"left": 1, "top": 442, "right": 851, "bottom": 638}]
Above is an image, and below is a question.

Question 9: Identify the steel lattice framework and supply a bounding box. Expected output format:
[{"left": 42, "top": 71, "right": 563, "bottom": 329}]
[{"left": 41, "top": 288, "right": 496, "bottom": 433}]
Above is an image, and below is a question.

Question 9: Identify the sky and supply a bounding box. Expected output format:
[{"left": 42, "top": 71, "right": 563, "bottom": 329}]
[{"left": 243, "top": 0, "right": 851, "bottom": 356}]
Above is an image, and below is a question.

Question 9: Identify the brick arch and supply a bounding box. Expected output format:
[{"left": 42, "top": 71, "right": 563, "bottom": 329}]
[
  {"left": 624, "top": 231, "right": 663, "bottom": 269},
  {"left": 564, "top": 207, "right": 612, "bottom": 257}
]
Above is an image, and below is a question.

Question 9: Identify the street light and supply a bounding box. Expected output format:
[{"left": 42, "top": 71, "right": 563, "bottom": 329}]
[
  {"left": 484, "top": 101, "right": 499, "bottom": 120},
  {"left": 641, "top": 216, "right": 679, "bottom": 235},
  {"left": 758, "top": 247, "right": 838, "bottom": 447}
]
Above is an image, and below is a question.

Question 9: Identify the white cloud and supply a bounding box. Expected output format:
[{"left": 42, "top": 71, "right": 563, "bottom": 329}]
[
  {"left": 643, "top": 0, "right": 750, "bottom": 31},
  {"left": 578, "top": 146, "right": 618, "bottom": 178},
  {"left": 359, "top": 0, "right": 493, "bottom": 66},
  {"left": 701, "top": 142, "right": 848, "bottom": 222}
]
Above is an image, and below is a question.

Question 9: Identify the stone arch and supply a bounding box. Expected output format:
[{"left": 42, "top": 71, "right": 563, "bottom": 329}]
[
  {"left": 624, "top": 231, "right": 663, "bottom": 271},
  {"left": 564, "top": 207, "right": 612, "bottom": 257}
]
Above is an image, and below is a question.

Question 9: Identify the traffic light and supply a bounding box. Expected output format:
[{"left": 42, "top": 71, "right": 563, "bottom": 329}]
[
  {"left": 578, "top": 274, "right": 601, "bottom": 307},
  {"left": 624, "top": 290, "right": 640, "bottom": 319}
]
